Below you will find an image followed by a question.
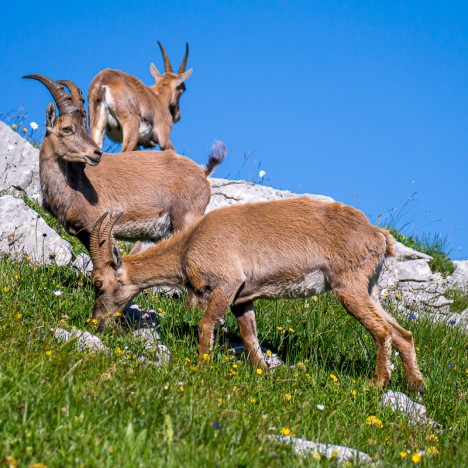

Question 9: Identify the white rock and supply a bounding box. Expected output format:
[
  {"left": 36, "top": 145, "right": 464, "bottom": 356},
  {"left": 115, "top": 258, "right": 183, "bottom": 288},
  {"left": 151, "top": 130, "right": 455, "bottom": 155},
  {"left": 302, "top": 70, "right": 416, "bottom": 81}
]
[
  {"left": 448, "top": 260, "right": 468, "bottom": 290},
  {"left": 0, "top": 195, "right": 73, "bottom": 266},
  {"left": 271, "top": 435, "right": 372, "bottom": 462},
  {"left": 0, "top": 121, "right": 42, "bottom": 201},
  {"left": 391, "top": 240, "right": 433, "bottom": 261},
  {"left": 207, "top": 178, "right": 334, "bottom": 212},
  {"left": 394, "top": 259, "right": 434, "bottom": 282},
  {"left": 381, "top": 391, "right": 442, "bottom": 427}
]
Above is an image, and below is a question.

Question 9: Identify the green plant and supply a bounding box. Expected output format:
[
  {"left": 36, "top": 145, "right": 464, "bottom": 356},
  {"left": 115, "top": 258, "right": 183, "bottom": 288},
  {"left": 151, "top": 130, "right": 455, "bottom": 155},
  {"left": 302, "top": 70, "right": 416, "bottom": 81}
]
[{"left": 0, "top": 110, "right": 44, "bottom": 148}]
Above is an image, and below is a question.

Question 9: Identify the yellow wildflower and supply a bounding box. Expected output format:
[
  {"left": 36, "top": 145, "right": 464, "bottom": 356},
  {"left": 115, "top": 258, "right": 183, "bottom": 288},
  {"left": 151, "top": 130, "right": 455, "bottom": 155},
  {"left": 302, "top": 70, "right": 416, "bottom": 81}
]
[
  {"left": 3, "top": 286, "right": 8, "bottom": 292},
  {"left": 277, "top": 326, "right": 283, "bottom": 331},
  {"left": 280, "top": 427, "right": 291, "bottom": 436},
  {"left": 11, "top": 124, "right": 18, "bottom": 131},
  {"left": 5, "top": 455, "right": 17, "bottom": 467},
  {"left": 365, "top": 415, "right": 383, "bottom": 428},
  {"left": 284, "top": 394, "right": 292, "bottom": 401},
  {"left": 426, "top": 446, "right": 439, "bottom": 456},
  {"left": 248, "top": 397, "right": 256, "bottom": 403},
  {"left": 29, "top": 464, "right": 47, "bottom": 468},
  {"left": 312, "top": 295, "right": 318, "bottom": 302},
  {"left": 45, "top": 351, "right": 52, "bottom": 357},
  {"left": 16, "top": 313, "right": 22, "bottom": 319},
  {"left": 203, "top": 353, "right": 210, "bottom": 361},
  {"left": 92, "top": 319, "right": 98, "bottom": 325},
  {"left": 330, "top": 374, "right": 338, "bottom": 383},
  {"left": 115, "top": 347, "right": 123, "bottom": 356},
  {"left": 22, "top": 128, "right": 28, "bottom": 134},
  {"left": 15, "top": 274, "right": 19, "bottom": 280},
  {"left": 256, "top": 368, "right": 263, "bottom": 375},
  {"left": 411, "top": 452, "right": 422, "bottom": 463},
  {"left": 190, "top": 366, "right": 198, "bottom": 372},
  {"left": 288, "top": 327, "right": 295, "bottom": 333},
  {"left": 185, "top": 357, "right": 191, "bottom": 363},
  {"left": 312, "top": 451, "right": 321, "bottom": 461},
  {"left": 425, "top": 434, "right": 438, "bottom": 443},
  {"left": 179, "top": 386, "right": 184, "bottom": 392},
  {"left": 108, "top": 445, "right": 116, "bottom": 453},
  {"left": 232, "top": 364, "right": 238, "bottom": 368},
  {"left": 351, "top": 389, "right": 357, "bottom": 396},
  {"left": 114, "top": 312, "right": 121, "bottom": 317},
  {"left": 400, "top": 452, "right": 407, "bottom": 458},
  {"left": 266, "top": 349, "right": 272, "bottom": 356}
]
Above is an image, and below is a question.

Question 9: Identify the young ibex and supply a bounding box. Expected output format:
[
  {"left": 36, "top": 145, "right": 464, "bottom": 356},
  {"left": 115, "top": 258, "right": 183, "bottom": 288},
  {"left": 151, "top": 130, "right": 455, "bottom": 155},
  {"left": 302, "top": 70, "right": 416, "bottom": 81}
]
[
  {"left": 88, "top": 42, "right": 192, "bottom": 151},
  {"left": 90, "top": 198, "right": 425, "bottom": 393},
  {"left": 23, "top": 74, "right": 224, "bottom": 250}
]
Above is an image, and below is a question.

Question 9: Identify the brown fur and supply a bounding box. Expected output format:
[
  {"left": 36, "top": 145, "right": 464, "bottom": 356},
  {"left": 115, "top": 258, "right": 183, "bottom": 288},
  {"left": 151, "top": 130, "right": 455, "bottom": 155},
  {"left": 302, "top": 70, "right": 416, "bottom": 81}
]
[
  {"left": 88, "top": 42, "right": 191, "bottom": 152},
  {"left": 90, "top": 198, "right": 425, "bottom": 393}
]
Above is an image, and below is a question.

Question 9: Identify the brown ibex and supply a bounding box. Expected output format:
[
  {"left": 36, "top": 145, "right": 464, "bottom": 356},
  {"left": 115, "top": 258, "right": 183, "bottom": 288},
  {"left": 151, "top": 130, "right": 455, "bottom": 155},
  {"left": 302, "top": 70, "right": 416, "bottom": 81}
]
[
  {"left": 23, "top": 74, "right": 224, "bottom": 250},
  {"left": 88, "top": 42, "right": 192, "bottom": 152},
  {"left": 89, "top": 199, "right": 425, "bottom": 393}
]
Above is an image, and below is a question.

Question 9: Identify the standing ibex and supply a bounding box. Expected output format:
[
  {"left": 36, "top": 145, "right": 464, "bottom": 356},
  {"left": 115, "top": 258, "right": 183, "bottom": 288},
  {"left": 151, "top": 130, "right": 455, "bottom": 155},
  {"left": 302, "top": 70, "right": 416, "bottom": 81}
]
[
  {"left": 89, "top": 199, "right": 425, "bottom": 393},
  {"left": 23, "top": 74, "right": 224, "bottom": 250},
  {"left": 88, "top": 42, "right": 192, "bottom": 152}
]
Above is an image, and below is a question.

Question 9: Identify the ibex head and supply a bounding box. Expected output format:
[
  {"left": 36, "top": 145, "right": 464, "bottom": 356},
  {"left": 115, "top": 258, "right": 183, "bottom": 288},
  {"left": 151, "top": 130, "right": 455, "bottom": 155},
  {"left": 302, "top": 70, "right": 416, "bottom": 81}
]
[
  {"left": 150, "top": 41, "right": 192, "bottom": 122},
  {"left": 23, "top": 75, "right": 103, "bottom": 165},
  {"left": 90, "top": 213, "right": 137, "bottom": 330}
]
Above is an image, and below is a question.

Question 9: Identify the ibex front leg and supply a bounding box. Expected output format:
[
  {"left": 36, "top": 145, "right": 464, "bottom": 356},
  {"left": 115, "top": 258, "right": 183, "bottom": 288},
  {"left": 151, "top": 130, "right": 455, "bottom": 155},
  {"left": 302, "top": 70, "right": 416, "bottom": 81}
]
[{"left": 231, "top": 301, "right": 267, "bottom": 371}]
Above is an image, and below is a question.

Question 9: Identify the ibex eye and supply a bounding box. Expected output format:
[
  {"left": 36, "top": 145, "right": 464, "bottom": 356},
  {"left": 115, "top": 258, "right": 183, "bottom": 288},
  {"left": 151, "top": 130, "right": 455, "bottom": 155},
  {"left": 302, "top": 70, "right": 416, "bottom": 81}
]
[
  {"left": 62, "top": 127, "right": 73, "bottom": 134},
  {"left": 94, "top": 280, "right": 103, "bottom": 288}
]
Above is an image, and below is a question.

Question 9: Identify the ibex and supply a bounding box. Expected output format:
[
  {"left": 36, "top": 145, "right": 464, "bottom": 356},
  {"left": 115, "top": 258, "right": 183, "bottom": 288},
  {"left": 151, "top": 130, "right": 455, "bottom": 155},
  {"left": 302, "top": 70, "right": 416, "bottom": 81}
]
[
  {"left": 23, "top": 74, "right": 224, "bottom": 250},
  {"left": 88, "top": 42, "right": 192, "bottom": 152},
  {"left": 90, "top": 198, "right": 425, "bottom": 393}
]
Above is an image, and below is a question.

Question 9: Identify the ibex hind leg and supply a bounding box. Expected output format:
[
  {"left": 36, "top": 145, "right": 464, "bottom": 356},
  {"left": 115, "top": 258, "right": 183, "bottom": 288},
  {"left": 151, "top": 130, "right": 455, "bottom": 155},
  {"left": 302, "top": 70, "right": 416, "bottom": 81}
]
[
  {"left": 333, "top": 276, "right": 393, "bottom": 388},
  {"left": 369, "top": 283, "right": 425, "bottom": 393}
]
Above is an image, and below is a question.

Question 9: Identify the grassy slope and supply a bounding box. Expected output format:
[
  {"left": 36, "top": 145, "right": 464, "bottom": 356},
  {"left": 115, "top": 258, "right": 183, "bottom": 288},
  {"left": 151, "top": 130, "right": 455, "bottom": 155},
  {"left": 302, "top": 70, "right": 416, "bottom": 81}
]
[{"left": 0, "top": 258, "right": 466, "bottom": 467}]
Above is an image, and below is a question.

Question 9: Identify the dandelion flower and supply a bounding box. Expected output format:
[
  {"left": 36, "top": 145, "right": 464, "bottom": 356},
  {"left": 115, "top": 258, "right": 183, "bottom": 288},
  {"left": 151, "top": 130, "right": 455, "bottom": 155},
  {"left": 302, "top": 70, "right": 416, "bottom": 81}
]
[
  {"left": 280, "top": 427, "right": 291, "bottom": 436},
  {"left": 53, "top": 290, "right": 62, "bottom": 296},
  {"left": 249, "top": 397, "right": 256, "bottom": 403},
  {"left": 330, "top": 374, "right": 338, "bottom": 383},
  {"left": 365, "top": 415, "right": 383, "bottom": 428},
  {"left": 203, "top": 353, "right": 210, "bottom": 361},
  {"left": 400, "top": 452, "right": 407, "bottom": 459},
  {"left": 288, "top": 327, "right": 295, "bottom": 333},
  {"left": 259, "top": 170, "right": 266, "bottom": 178},
  {"left": 266, "top": 349, "right": 272, "bottom": 356},
  {"left": 351, "top": 389, "right": 357, "bottom": 396},
  {"left": 30, "top": 122, "right": 39, "bottom": 130},
  {"left": 16, "top": 313, "right": 22, "bottom": 319},
  {"left": 92, "top": 319, "right": 98, "bottom": 325},
  {"left": 114, "top": 311, "right": 121, "bottom": 317},
  {"left": 256, "top": 368, "right": 263, "bottom": 375},
  {"left": 411, "top": 452, "right": 422, "bottom": 463},
  {"left": 185, "top": 357, "right": 191, "bottom": 363},
  {"left": 45, "top": 350, "right": 52, "bottom": 356},
  {"left": 276, "top": 326, "right": 283, "bottom": 331},
  {"left": 284, "top": 394, "right": 292, "bottom": 401}
]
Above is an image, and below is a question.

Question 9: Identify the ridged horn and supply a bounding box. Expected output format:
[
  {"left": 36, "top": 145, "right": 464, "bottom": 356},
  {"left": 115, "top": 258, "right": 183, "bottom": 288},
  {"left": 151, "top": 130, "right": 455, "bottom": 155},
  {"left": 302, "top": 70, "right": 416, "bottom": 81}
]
[
  {"left": 22, "top": 74, "right": 77, "bottom": 115},
  {"left": 178, "top": 42, "right": 189, "bottom": 74},
  {"left": 57, "top": 80, "right": 85, "bottom": 108},
  {"left": 101, "top": 212, "right": 123, "bottom": 245},
  {"left": 157, "top": 41, "right": 173, "bottom": 73},
  {"left": 90, "top": 212, "right": 109, "bottom": 266}
]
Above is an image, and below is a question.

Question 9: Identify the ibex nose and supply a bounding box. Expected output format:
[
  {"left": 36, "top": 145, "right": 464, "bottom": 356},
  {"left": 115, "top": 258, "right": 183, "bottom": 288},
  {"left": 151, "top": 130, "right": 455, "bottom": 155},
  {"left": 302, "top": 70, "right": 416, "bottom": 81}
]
[{"left": 94, "top": 149, "right": 103, "bottom": 157}]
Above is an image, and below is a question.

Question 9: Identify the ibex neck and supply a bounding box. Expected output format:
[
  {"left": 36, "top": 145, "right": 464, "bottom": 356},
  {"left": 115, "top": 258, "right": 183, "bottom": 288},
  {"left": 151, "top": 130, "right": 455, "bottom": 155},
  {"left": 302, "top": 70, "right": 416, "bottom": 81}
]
[{"left": 123, "top": 237, "right": 185, "bottom": 290}]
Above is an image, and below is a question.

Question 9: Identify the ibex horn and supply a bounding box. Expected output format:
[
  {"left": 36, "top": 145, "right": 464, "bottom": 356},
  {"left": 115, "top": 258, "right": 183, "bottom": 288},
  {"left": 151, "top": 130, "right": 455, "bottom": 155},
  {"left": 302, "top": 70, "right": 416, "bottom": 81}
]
[
  {"left": 22, "top": 74, "right": 78, "bottom": 115},
  {"left": 178, "top": 42, "right": 189, "bottom": 74},
  {"left": 157, "top": 41, "right": 173, "bottom": 73},
  {"left": 57, "top": 80, "right": 85, "bottom": 108},
  {"left": 90, "top": 212, "right": 109, "bottom": 266}
]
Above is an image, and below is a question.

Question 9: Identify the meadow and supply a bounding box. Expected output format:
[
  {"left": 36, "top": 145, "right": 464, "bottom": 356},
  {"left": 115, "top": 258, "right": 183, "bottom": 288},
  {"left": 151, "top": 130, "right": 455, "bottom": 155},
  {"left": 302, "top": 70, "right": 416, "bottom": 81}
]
[{"left": 0, "top": 252, "right": 466, "bottom": 467}]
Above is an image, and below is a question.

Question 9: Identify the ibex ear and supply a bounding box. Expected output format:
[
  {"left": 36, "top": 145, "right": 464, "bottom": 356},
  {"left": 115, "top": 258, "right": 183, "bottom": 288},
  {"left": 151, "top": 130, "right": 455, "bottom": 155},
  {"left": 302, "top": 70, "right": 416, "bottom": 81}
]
[
  {"left": 111, "top": 244, "right": 123, "bottom": 270},
  {"left": 176, "top": 68, "right": 193, "bottom": 85},
  {"left": 46, "top": 102, "right": 56, "bottom": 128},
  {"left": 150, "top": 63, "right": 162, "bottom": 80}
]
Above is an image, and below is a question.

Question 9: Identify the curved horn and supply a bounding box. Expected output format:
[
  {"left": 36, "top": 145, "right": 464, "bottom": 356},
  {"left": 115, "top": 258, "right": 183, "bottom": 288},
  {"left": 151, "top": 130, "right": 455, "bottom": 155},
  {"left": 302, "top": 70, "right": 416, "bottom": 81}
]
[
  {"left": 101, "top": 212, "right": 123, "bottom": 241},
  {"left": 22, "top": 74, "right": 77, "bottom": 115},
  {"left": 57, "top": 80, "right": 85, "bottom": 108},
  {"left": 178, "top": 42, "right": 189, "bottom": 74},
  {"left": 90, "top": 212, "right": 109, "bottom": 265},
  {"left": 157, "top": 41, "right": 173, "bottom": 73}
]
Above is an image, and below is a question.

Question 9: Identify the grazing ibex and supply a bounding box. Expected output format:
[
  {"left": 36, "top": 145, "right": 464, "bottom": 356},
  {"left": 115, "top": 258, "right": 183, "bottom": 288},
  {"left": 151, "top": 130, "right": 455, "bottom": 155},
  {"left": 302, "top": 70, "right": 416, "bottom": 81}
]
[
  {"left": 88, "top": 42, "right": 192, "bottom": 152},
  {"left": 90, "top": 198, "right": 425, "bottom": 393},
  {"left": 23, "top": 74, "right": 224, "bottom": 250}
]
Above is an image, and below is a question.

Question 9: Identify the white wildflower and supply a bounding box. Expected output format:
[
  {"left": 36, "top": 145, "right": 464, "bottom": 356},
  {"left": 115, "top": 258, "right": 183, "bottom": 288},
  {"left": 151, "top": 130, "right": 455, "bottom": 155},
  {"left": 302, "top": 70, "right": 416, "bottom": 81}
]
[
  {"left": 30, "top": 122, "right": 39, "bottom": 130},
  {"left": 53, "top": 290, "right": 63, "bottom": 296},
  {"left": 259, "top": 170, "right": 266, "bottom": 178},
  {"left": 316, "top": 404, "right": 325, "bottom": 411}
]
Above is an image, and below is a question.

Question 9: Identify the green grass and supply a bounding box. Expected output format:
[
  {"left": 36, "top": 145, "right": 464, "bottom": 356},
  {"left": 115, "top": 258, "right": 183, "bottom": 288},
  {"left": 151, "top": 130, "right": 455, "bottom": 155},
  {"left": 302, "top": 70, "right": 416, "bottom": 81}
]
[{"left": 1, "top": 257, "right": 467, "bottom": 467}]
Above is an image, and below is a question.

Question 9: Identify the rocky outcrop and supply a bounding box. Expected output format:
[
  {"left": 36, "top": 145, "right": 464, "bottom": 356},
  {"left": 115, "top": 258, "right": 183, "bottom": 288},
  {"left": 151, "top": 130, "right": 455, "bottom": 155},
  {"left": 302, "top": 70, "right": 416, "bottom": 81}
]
[
  {"left": 0, "top": 195, "right": 73, "bottom": 266},
  {"left": 0, "top": 121, "right": 42, "bottom": 202}
]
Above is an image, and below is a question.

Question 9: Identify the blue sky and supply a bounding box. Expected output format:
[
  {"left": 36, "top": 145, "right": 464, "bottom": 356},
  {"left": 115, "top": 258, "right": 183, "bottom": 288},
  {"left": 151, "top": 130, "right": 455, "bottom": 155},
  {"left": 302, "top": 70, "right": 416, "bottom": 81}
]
[{"left": 2, "top": 1, "right": 467, "bottom": 258}]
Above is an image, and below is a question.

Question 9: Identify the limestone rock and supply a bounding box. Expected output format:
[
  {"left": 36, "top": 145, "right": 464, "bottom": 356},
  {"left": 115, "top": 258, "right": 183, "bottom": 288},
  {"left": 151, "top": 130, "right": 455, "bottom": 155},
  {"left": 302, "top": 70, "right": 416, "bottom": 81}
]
[
  {"left": 0, "top": 121, "right": 41, "bottom": 202},
  {"left": 207, "top": 178, "right": 334, "bottom": 211},
  {"left": 0, "top": 195, "right": 72, "bottom": 266},
  {"left": 271, "top": 435, "right": 372, "bottom": 462},
  {"left": 448, "top": 260, "right": 468, "bottom": 290},
  {"left": 391, "top": 240, "right": 433, "bottom": 262},
  {"left": 394, "top": 259, "right": 434, "bottom": 283}
]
